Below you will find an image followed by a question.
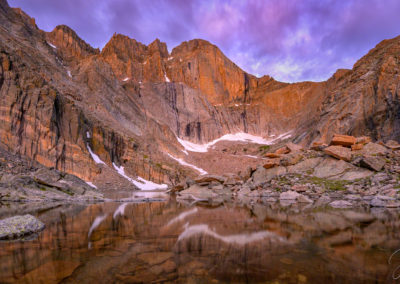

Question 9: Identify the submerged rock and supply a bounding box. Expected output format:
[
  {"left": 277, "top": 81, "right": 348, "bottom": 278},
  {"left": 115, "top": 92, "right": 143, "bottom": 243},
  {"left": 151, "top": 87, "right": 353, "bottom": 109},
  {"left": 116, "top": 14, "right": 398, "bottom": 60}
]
[{"left": 0, "top": 215, "right": 45, "bottom": 240}]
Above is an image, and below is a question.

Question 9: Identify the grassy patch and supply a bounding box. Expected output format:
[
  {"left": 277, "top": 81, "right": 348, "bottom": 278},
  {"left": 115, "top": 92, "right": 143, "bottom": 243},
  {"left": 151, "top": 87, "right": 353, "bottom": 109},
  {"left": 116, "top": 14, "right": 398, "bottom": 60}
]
[
  {"left": 259, "top": 145, "right": 270, "bottom": 152},
  {"left": 308, "top": 176, "right": 350, "bottom": 191}
]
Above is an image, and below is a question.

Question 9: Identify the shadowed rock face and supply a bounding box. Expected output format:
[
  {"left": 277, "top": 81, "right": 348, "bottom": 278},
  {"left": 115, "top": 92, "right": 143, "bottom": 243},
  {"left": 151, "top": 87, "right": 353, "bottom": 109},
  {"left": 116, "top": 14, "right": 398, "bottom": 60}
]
[{"left": 0, "top": 0, "right": 399, "bottom": 186}]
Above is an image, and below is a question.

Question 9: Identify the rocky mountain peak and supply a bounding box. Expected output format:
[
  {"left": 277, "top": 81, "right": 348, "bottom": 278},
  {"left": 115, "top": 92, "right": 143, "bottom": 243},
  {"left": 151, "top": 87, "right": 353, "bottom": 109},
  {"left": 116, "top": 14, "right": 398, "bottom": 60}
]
[
  {"left": 11, "top": 7, "right": 37, "bottom": 28},
  {"left": 148, "top": 38, "right": 168, "bottom": 58},
  {"left": 46, "top": 25, "right": 99, "bottom": 61},
  {"left": 101, "top": 33, "right": 147, "bottom": 61}
]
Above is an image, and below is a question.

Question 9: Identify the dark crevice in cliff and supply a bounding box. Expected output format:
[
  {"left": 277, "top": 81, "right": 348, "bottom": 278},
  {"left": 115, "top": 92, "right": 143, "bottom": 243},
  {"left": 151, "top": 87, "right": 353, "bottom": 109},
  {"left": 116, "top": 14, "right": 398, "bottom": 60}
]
[
  {"left": 166, "top": 84, "right": 180, "bottom": 137},
  {"left": 50, "top": 94, "right": 63, "bottom": 144}
]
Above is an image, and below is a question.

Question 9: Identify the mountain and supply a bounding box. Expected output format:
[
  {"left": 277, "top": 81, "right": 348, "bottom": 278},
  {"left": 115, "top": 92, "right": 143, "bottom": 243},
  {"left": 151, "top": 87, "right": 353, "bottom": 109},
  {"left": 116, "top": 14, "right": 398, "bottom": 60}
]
[{"left": 0, "top": 0, "right": 399, "bottom": 189}]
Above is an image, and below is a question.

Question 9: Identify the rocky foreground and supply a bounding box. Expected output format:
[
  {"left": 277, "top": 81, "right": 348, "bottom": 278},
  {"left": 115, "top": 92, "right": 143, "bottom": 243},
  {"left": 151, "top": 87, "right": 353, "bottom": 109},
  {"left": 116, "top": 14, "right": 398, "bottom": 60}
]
[
  {"left": 174, "top": 134, "right": 400, "bottom": 208},
  {"left": 0, "top": 147, "right": 103, "bottom": 202}
]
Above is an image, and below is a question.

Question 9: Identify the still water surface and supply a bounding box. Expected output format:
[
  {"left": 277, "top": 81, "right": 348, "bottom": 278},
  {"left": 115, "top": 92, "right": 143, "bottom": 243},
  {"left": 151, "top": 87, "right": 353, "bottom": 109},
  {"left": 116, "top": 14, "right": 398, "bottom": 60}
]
[{"left": 0, "top": 196, "right": 400, "bottom": 283}]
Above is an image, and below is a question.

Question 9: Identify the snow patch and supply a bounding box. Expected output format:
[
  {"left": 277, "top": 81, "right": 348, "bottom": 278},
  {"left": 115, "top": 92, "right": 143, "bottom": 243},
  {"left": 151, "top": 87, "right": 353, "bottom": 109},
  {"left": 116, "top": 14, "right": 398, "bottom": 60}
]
[
  {"left": 164, "top": 73, "right": 170, "bottom": 82},
  {"left": 166, "top": 153, "right": 208, "bottom": 175},
  {"left": 85, "top": 181, "right": 97, "bottom": 189},
  {"left": 168, "top": 57, "right": 173, "bottom": 61},
  {"left": 86, "top": 131, "right": 91, "bottom": 138},
  {"left": 112, "top": 163, "right": 168, "bottom": 190},
  {"left": 177, "top": 132, "right": 292, "bottom": 153},
  {"left": 178, "top": 224, "right": 284, "bottom": 245},
  {"left": 67, "top": 70, "right": 72, "bottom": 78},
  {"left": 87, "top": 145, "right": 106, "bottom": 165},
  {"left": 113, "top": 203, "right": 128, "bottom": 220},
  {"left": 47, "top": 41, "right": 56, "bottom": 49},
  {"left": 244, "top": 155, "right": 260, "bottom": 159},
  {"left": 122, "top": 77, "right": 130, "bottom": 81}
]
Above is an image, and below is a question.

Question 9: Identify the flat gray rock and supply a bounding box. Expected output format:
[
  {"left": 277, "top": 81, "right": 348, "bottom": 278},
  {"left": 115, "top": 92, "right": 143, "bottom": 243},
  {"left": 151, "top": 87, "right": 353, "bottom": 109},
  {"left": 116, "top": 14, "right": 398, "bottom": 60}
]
[{"left": 0, "top": 214, "right": 45, "bottom": 240}]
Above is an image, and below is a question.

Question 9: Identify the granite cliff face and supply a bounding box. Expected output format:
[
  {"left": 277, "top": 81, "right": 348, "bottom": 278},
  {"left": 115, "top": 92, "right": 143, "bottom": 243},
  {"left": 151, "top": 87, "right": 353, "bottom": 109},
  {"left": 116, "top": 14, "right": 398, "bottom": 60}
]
[{"left": 0, "top": 0, "right": 399, "bottom": 188}]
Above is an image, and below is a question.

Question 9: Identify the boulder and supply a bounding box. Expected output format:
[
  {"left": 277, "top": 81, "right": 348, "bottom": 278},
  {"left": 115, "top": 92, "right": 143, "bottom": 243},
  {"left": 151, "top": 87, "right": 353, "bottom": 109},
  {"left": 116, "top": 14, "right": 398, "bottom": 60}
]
[
  {"left": 264, "top": 153, "right": 281, "bottom": 158},
  {"left": 280, "top": 153, "right": 303, "bottom": 166},
  {"left": 252, "top": 166, "right": 287, "bottom": 185},
  {"left": 291, "top": 184, "right": 308, "bottom": 192},
  {"left": 360, "top": 156, "right": 385, "bottom": 171},
  {"left": 385, "top": 140, "right": 400, "bottom": 150},
  {"left": 312, "top": 158, "right": 356, "bottom": 179},
  {"left": 263, "top": 159, "right": 279, "bottom": 169},
  {"left": 177, "top": 184, "right": 219, "bottom": 200},
  {"left": 356, "top": 136, "right": 372, "bottom": 145},
  {"left": 329, "top": 200, "right": 352, "bottom": 208},
  {"left": 297, "top": 194, "right": 313, "bottom": 203},
  {"left": 279, "top": 191, "right": 300, "bottom": 200},
  {"left": 311, "top": 141, "right": 327, "bottom": 151},
  {"left": 351, "top": 144, "right": 363, "bottom": 151},
  {"left": 323, "top": 145, "right": 352, "bottom": 162},
  {"left": 275, "top": 146, "right": 290, "bottom": 155},
  {"left": 330, "top": 134, "right": 356, "bottom": 147},
  {"left": 194, "top": 175, "right": 226, "bottom": 184},
  {"left": 285, "top": 142, "right": 303, "bottom": 153},
  {"left": 238, "top": 166, "right": 253, "bottom": 181},
  {"left": 359, "top": 143, "right": 388, "bottom": 156},
  {"left": 287, "top": 157, "right": 324, "bottom": 174},
  {"left": 0, "top": 215, "right": 45, "bottom": 240}
]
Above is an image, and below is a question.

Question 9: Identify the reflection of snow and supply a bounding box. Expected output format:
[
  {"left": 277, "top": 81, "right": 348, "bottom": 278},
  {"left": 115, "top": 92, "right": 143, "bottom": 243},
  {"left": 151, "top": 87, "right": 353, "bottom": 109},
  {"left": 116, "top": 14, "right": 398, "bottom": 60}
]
[
  {"left": 47, "top": 41, "right": 56, "bottom": 49},
  {"left": 113, "top": 163, "right": 168, "bottom": 190},
  {"left": 132, "top": 191, "right": 168, "bottom": 198},
  {"left": 67, "top": 70, "right": 72, "bottom": 78},
  {"left": 122, "top": 77, "right": 130, "bottom": 81},
  {"left": 166, "top": 153, "right": 207, "bottom": 175},
  {"left": 88, "top": 214, "right": 107, "bottom": 238},
  {"left": 166, "top": 208, "right": 198, "bottom": 226},
  {"left": 177, "top": 132, "right": 292, "bottom": 153},
  {"left": 87, "top": 145, "right": 106, "bottom": 165},
  {"left": 85, "top": 181, "right": 97, "bottom": 189},
  {"left": 164, "top": 73, "right": 170, "bottom": 82},
  {"left": 178, "top": 224, "right": 283, "bottom": 245},
  {"left": 113, "top": 203, "right": 128, "bottom": 220},
  {"left": 167, "top": 57, "right": 173, "bottom": 61},
  {"left": 86, "top": 131, "right": 90, "bottom": 138}
]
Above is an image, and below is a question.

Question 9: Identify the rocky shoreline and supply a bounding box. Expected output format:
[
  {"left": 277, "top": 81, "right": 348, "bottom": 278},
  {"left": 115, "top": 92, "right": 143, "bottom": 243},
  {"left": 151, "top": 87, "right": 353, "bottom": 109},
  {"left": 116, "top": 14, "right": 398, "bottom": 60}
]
[
  {"left": 174, "top": 134, "right": 400, "bottom": 209},
  {"left": 1, "top": 134, "right": 400, "bottom": 240}
]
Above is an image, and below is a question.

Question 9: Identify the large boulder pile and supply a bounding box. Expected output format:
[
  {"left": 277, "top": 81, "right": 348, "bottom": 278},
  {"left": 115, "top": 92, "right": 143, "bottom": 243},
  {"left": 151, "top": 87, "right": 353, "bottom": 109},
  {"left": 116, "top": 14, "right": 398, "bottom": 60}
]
[{"left": 174, "top": 135, "right": 400, "bottom": 208}]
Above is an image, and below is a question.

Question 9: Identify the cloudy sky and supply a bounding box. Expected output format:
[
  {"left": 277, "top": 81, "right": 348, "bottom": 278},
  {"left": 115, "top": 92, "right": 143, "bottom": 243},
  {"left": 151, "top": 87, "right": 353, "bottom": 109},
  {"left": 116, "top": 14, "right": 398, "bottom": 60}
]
[{"left": 9, "top": 0, "right": 400, "bottom": 82}]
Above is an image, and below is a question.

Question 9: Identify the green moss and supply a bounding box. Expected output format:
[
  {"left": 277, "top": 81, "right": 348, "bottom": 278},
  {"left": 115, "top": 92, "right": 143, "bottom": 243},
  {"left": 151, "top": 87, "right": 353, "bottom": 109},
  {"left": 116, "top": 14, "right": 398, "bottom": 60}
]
[
  {"left": 259, "top": 145, "right": 270, "bottom": 151},
  {"left": 308, "top": 176, "right": 349, "bottom": 191},
  {"left": 39, "top": 187, "right": 47, "bottom": 191},
  {"left": 155, "top": 163, "right": 162, "bottom": 168},
  {"left": 306, "top": 169, "right": 314, "bottom": 175},
  {"left": 143, "top": 155, "right": 149, "bottom": 159}
]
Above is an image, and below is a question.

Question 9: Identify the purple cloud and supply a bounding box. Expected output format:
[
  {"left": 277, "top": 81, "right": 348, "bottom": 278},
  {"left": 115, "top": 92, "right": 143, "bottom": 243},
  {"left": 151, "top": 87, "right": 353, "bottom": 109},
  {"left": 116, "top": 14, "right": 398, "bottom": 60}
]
[{"left": 9, "top": 0, "right": 400, "bottom": 82}]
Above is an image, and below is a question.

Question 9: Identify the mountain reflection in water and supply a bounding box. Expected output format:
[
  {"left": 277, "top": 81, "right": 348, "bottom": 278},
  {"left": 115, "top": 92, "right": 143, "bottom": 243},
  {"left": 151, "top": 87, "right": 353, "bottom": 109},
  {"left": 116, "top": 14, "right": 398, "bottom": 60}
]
[{"left": 0, "top": 199, "right": 400, "bottom": 283}]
